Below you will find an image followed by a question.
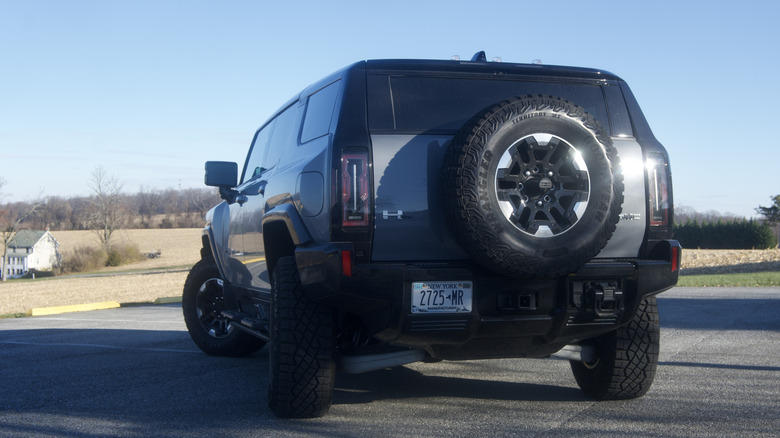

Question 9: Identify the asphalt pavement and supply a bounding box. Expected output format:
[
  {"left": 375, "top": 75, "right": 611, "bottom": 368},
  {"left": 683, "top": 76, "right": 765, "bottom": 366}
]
[{"left": 1, "top": 287, "right": 778, "bottom": 437}]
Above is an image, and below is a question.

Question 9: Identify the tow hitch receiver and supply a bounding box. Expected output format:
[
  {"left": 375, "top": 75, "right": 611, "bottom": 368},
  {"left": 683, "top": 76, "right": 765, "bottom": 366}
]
[{"left": 571, "top": 281, "right": 624, "bottom": 316}]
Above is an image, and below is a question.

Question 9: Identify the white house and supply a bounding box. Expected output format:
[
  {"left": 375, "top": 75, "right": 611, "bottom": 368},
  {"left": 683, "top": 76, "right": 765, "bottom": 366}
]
[{"left": 4, "top": 230, "right": 61, "bottom": 279}]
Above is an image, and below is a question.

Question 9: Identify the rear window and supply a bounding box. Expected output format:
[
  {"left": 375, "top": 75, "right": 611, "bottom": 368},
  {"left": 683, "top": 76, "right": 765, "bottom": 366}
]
[{"left": 368, "top": 75, "right": 612, "bottom": 133}]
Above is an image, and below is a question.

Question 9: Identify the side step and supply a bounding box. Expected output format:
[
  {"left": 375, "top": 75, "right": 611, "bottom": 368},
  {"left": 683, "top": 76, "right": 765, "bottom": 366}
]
[
  {"left": 337, "top": 349, "right": 426, "bottom": 374},
  {"left": 221, "top": 310, "right": 270, "bottom": 342}
]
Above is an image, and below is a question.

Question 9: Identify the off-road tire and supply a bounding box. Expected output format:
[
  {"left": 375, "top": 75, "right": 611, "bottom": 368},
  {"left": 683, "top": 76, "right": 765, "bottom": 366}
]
[
  {"left": 268, "top": 256, "right": 336, "bottom": 418},
  {"left": 443, "top": 95, "right": 623, "bottom": 277},
  {"left": 182, "top": 259, "right": 266, "bottom": 357},
  {"left": 570, "top": 296, "right": 660, "bottom": 399}
]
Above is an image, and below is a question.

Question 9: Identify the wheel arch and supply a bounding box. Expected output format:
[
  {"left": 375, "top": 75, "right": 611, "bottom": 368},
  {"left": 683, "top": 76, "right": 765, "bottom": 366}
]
[{"left": 262, "top": 203, "right": 313, "bottom": 277}]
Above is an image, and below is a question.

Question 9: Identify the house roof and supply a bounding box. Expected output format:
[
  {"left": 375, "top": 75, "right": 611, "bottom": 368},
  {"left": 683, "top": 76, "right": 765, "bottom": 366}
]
[{"left": 8, "top": 230, "right": 47, "bottom": 248}]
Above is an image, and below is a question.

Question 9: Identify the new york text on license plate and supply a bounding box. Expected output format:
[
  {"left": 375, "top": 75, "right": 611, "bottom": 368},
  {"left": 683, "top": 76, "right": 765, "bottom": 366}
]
[{"left": 412, "top": 281, "right": 472, "bottom": 313}]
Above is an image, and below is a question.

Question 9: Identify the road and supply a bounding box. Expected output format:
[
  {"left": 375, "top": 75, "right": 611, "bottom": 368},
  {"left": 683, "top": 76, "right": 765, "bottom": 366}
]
[{"left": 1, "top": 287, "right": 778, "bottom": 437}]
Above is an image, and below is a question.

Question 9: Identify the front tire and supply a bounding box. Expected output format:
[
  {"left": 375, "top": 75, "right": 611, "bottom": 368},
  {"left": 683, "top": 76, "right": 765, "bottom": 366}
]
[
  {"left": 268, "top": 256, "right": 336, "bottom": 418},
  {"left": 182, "top": 259, "right": 265, "bottom": 357},
  {"left": 570, "top": 297, "right": 660, "bottom": 400}
]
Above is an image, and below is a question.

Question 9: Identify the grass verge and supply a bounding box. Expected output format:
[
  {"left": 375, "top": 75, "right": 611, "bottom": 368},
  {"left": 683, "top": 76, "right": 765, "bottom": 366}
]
[
  {"left": 0, "top": 312, "right": 30, "bottom": 319},
  {"left": 678, "top": 271, "right": 780, "bottom": 287}
]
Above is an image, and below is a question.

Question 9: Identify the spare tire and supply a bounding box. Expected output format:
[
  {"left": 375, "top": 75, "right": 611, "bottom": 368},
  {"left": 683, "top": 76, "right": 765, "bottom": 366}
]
[{"left": 443, "top": 95, "right": 623, "bottom": 277}]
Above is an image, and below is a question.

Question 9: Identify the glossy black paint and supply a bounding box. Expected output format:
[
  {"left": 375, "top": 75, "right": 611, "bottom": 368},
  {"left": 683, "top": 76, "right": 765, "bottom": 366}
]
[{"left": 198, "top": 56, "right": 677, "bottom": 360}]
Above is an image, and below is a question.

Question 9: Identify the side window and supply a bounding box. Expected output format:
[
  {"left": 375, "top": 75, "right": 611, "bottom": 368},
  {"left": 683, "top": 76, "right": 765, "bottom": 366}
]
[
  {"left": 242, "top": 119, "right": 276, "bottom": 183},
  {"left": 265, "top": 103, "right": 302, "bottom": 168},
  {"left": 301, "top": 81, "right": 341, "bottom": 143}
]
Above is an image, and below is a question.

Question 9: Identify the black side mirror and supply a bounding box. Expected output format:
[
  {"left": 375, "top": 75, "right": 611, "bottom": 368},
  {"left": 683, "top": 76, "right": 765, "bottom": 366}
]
[
  {"left": 205, "top": 161, "right": 240, "bottom": 204},
  {"left": 204, "top": 161, "right": 238, "bottom": 188}
]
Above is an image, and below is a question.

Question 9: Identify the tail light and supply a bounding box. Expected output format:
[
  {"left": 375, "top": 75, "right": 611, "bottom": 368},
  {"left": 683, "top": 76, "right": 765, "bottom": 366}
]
[
  {"left": 646, "top": 153, "right": 671, "bottom": 228},
  {"left": 341, "top": 150, "right": 370, "bottom": 227}
]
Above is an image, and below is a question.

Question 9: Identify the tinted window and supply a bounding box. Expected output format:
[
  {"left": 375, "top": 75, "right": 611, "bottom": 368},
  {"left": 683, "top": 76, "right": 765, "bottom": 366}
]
[
  {"left": 301, "top": 81, "right": 341, "bottom": 143},
  {"left": 265, "top": 103, "right": 302, "bottom": 168},
  {"left": 369, "top": 75, "right": 610, "bottom": 133},
  {"left": 242, "top": 119, "right": 276, "bottom": 183}
]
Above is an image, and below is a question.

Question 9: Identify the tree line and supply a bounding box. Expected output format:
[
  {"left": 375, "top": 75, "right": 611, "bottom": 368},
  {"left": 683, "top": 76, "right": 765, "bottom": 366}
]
[
  {"left": 674, "top": 195, "right": 780, "bottom": 249},
  {"left": 2, "top": 168, "right": 221, "bottom": 280},
  {"left": 674, "top": 219, "right": 777, "bottom": 250},
  {"left": 2, "top": 185, "right": 220, "bottom": 232}
]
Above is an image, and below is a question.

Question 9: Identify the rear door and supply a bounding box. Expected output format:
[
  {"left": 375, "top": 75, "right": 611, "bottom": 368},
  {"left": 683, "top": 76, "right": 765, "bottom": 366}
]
[{"left": 367, "top": 72, "right": 621, "bottom": 262}]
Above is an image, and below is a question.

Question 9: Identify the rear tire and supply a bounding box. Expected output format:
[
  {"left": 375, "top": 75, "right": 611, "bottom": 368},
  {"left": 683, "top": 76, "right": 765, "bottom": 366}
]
[
  {"left": 182, "top": 259, "right": 266, "bottom": 357},
  {"left": 268, "top": 256, "right": 336, "bottom": 418},
  {"left": 570, "top": 297, "right": 660, "bottom": 399}
]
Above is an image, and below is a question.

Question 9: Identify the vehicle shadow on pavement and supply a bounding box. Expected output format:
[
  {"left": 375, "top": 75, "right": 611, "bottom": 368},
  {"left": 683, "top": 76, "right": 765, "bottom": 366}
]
[{"left": 333, "top": 365, "right": 587, "bottom": 406}]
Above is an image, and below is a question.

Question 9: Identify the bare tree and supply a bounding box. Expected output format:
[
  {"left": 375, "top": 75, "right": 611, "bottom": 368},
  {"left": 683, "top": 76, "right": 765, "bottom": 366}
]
[
  {"left": 0, "top": 178, "right": 43, "bottom": 281},
  {"left": 88, "top": 167, "right": 125, "bottom": 252}
]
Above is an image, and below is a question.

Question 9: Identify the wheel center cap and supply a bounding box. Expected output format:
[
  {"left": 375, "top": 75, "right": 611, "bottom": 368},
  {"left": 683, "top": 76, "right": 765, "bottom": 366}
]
[{"left": 539, "top": 178, "right": 553, "bottom": 190}]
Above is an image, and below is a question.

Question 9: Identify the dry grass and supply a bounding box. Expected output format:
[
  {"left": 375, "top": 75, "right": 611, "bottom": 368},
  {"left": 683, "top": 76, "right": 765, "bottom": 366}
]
[
  {"left": 681, "top": 249, "right": 780, "bottom": 275},
  {"left": 54, "top": 228, "right": 203, "bottom": 271},
  {"left": 0, "top": 272, "right": 188, "bottom": 315},
  {"left": 1, "top": 229, "right": 203, "bottom": 315}
]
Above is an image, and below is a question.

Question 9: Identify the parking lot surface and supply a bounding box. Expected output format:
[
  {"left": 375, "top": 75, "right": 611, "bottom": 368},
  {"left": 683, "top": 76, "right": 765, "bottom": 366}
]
[{"left": 1, "top": 287, "right": 779, "bottom": 437}]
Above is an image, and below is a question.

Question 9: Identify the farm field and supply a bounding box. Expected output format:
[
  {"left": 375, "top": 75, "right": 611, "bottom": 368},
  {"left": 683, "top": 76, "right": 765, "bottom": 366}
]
[
  {"left": 1, "top": 228, "right": 779, "bottom": 316},
  {"left": 1, "top": 229, "right": 203, "bottom": 315},
  {"left": 53, "top": 228, "right": 204, "bottom": 270}
]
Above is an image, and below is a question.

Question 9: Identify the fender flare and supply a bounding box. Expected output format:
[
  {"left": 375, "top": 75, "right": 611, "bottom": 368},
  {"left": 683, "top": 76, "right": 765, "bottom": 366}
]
[{"left": 262, "top": 203, "right": 313, "bottom": 274}]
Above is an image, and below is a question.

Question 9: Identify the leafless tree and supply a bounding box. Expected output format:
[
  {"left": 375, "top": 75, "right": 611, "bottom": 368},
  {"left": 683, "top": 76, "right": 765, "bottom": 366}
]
[
  {"left": 0, "top": 178, "right": 43, "bottom": 281},
  {"left": 88, "top": 167, "right": 125, "bottom": 252}
]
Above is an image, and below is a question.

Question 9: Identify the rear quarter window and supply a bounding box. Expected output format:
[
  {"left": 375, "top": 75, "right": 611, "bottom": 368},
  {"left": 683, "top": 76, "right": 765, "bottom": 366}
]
[
  {"left": 301, "top": 80, "right": 341, "bottom": 143},
  {"left": 368, "top": 75, "right": 613, "bottom": 133}
]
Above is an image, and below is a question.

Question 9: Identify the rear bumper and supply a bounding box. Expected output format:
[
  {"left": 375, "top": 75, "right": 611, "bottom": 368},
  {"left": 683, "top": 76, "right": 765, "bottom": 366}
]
[{"left": 296, "top": 240, "right": 681, "bottom": 360}]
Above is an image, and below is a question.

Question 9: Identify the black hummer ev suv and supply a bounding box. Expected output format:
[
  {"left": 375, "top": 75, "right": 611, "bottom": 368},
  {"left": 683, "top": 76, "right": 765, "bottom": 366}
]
[{"left": 183, "top": 52, "right": 680, "bottom": 418}]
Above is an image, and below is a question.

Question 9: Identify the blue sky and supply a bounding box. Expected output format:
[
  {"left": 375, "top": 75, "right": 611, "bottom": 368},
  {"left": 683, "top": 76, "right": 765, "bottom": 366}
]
[{"left": 1, "top": 0, "right": 779, "bottom": 219}]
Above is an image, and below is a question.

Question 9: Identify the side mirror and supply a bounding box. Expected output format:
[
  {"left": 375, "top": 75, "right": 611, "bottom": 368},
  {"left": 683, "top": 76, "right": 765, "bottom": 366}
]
[{"left": 204, "top": 161, "right": 238, "bottom": 188}]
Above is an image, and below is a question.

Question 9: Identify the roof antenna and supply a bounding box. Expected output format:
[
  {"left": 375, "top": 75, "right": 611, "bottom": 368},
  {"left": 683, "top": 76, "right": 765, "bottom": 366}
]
[{"left": 470, "top": 51, "right": 487, "bottom": 62}]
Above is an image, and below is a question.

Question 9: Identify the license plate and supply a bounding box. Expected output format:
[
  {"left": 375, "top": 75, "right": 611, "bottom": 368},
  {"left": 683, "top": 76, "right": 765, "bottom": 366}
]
[{"left": 411, "top": 281, "right": 472, "bottom": 313}]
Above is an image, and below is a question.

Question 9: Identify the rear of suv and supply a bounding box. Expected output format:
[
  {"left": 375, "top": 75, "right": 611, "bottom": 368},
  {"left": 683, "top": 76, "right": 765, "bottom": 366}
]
[{"left": 182, "top": 52, "right": 680, "bottom": 418}]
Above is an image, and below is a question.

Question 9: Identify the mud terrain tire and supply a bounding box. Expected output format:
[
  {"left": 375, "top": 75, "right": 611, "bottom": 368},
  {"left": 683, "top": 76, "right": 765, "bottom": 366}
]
[
  {"left": 268, "top": 256, "right": 336, "bottom": 418},
  {"left": 570, "top": 296, "right": 660, "bottom": 399}
]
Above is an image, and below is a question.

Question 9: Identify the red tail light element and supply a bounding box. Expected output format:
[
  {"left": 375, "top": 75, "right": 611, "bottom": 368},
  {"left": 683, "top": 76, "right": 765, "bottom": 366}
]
[
  {"left": 671, "top": 245, "right": 679, "bottom": 272},
  {"left": 341, "top": 250, "right": 353, "bottom": 277},
  {"left": 646, "top": 154, "right": 670, "bottom": 227},
  {"left": 341, "top": 151, "right": 370, "bottom": 227}
]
